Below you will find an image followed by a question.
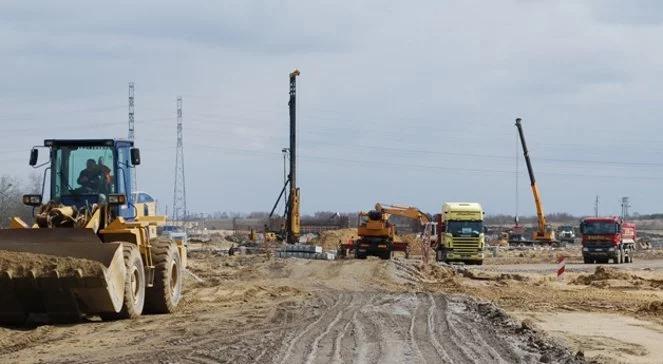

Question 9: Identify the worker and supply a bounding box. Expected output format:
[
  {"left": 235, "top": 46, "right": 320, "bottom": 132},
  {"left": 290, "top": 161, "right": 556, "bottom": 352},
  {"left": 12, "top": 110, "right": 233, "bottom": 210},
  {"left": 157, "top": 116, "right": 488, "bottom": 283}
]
[
  {"left": 77, "top": 159, "right": 102, "bottom": 192},
  {"left": 98, "top": 157, "right": 112, "bottom": 193}
]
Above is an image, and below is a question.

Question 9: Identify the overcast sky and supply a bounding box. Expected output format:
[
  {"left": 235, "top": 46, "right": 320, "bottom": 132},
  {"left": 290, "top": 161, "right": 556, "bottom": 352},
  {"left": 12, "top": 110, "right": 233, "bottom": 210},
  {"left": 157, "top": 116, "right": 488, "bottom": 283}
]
[{"left": 2, "top": 0, "right": 663, "bottom": 217}]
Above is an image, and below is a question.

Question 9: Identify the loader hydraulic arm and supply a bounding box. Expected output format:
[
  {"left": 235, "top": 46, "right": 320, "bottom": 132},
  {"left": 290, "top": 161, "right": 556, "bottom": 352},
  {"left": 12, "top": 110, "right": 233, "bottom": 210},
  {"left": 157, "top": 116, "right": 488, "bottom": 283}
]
[{"left": 515, "top": 118, "right": 547, "bottom": 235}]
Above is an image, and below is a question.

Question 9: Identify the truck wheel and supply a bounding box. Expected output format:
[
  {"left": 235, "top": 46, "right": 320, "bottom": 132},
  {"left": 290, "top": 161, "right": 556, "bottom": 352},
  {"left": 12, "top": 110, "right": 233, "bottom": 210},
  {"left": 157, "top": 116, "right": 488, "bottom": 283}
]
[
  {"left": 583, "top": 256, "right": 591, "bottom": 264},
  {"left": 101, "top": 244, "right": 145, "bottom": 320},
  {"left": 145, "top": 239, "right": 183, "bottom": 314},
  {"left": 355, "top": 249, "right": 366, "bottom": 260}
]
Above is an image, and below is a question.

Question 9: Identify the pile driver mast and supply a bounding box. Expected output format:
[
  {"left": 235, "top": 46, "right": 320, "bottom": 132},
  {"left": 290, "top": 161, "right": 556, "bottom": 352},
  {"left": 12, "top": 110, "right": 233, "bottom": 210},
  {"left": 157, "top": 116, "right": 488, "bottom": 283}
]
[{"left": 269, "top": 69, "right": 301, "bottom": 244}]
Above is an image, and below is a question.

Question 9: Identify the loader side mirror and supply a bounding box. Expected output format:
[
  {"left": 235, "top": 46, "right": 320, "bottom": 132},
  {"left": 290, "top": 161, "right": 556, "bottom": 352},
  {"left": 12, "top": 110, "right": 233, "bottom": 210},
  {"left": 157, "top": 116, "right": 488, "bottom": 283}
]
[
  {"left": 130, "top": 148, "right": 141, "bottom": 166},
  {"left": 22, "top": 194, "right": 42, "bottom": 206},
  {"left": 29, "top": 149, "right": 38, "bottom": 166}
]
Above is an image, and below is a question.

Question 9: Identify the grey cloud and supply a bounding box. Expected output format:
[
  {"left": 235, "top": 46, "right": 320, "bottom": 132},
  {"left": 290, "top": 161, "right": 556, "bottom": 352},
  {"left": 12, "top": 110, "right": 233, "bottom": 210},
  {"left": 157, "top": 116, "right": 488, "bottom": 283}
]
[{"left": 589, "top": 0, "right": 663, "bottom": 25}]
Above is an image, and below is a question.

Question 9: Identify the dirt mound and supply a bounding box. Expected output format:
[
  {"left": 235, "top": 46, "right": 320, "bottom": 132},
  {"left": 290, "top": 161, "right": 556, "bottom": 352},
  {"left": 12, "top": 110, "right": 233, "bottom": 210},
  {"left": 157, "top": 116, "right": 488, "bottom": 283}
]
[
  {"left": 0, "top": 250, "right": 104, "bottom": 277},
  {"left": 460, "top": 269, "right": 530, "bottom": 282},
  {"left": 572, "top": 266, "right": 642, "bottom": 288},
  {"left": 401, "top": 234, "right": 427, "bottom": 256},
  {"left": 309, "top": 228, "right": 357, "bottom": 251},
  {"left": 637, "top": 301, "right": 663, "bottom": 315}
]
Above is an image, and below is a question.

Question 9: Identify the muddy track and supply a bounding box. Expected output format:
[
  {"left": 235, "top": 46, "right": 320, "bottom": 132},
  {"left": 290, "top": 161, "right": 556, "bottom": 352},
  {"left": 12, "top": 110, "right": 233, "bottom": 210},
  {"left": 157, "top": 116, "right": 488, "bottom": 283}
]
[
  {"left": 137, "top": 290, "right": 574, "bottom": 364},
  {"left": 0, "top": 257, "right": 582, "bottom": 364}
]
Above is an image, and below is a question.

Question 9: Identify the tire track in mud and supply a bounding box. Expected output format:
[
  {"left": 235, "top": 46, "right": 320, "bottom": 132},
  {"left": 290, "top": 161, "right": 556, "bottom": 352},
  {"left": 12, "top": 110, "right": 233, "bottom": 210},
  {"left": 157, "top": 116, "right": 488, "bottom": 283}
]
[
  {"left": 279, "top": 292, "right": 352, "bottom": 364},
  {"left": 428, "top": 293, "right": 475, "bottom": 362},
  {"left": 408, "top": 296, "right": 427, "bottom": 363},
  {"left": 439, "top": 295, "right": 519, "bottom": 363}
]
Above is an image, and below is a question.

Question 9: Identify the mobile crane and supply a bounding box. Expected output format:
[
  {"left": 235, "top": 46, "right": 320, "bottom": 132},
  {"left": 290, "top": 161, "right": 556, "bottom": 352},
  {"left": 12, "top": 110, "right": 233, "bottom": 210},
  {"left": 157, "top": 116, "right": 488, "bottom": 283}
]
[{"left": 514, "top": 118, "right": 557, "bottom": 245}]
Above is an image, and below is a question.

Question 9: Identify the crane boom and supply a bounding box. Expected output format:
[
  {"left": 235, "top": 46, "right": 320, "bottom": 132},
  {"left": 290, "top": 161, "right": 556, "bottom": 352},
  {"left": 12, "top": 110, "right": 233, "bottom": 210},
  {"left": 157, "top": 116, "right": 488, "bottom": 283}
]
[{"left": 515, "top": 118, "right": 548, "bottom": 238}]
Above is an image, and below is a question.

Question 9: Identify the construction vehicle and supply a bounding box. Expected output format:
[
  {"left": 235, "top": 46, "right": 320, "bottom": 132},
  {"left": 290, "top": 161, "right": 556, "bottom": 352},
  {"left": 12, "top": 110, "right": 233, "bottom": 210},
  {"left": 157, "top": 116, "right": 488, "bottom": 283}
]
[
  {"left": 434, "top": 202, "right": 485, "bottom": 264},
  {"left": 0, "top": 139, "right": 185, "bottom": 324},
  {"left": 581, "top": 216, "right": 636, "bottom": 264},
  {"left": 514, "top": 118, "right": 557, "bottom": 245},
  {"left": 557, "top": 225, "right": 576, "bottom": 244},
  {"left": 345, "top": 203, "right": 430, "bottom": 260},
  {"left": 268, "top": 69, "right": 301, "bottom": 244}
]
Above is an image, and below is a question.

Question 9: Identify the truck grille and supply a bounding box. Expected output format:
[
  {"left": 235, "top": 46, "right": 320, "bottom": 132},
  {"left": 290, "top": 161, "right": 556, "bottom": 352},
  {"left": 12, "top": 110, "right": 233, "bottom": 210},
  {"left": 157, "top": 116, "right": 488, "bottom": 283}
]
[{"left": 450, "top": 237, "right": 481, "bottom": 253}]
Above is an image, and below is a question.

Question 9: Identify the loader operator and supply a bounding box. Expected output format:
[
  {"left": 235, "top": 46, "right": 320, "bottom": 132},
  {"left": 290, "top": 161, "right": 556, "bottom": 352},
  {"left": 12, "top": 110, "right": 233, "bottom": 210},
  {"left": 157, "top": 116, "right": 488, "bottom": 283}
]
[
  {"left": 77, "top": 159, "right": 102, "bottom": 192},
  {"left": 77, "top": 158, "right": 113, "bottom": 194}
]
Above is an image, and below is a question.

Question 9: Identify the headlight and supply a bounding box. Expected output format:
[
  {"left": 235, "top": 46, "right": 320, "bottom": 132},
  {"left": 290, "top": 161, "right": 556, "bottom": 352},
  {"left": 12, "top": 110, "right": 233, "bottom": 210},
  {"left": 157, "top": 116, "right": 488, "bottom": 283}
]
[
  {"left": 608, "top": 247, "right": 615, "bottom": 252},
  {"left": 582, "top": 247, "right": 589, "bottom": 252},
  {"left": 22, "top": 194, "right": 42, "bottom": 206},
  {"left": 107, "top": 194, "right": 127, "bottom": 205}
]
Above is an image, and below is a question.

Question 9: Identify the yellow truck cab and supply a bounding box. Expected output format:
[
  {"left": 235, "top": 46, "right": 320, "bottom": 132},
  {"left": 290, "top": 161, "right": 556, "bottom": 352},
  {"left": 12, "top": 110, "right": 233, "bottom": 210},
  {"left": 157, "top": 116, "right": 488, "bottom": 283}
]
[{"left": 435, "top": 202, "right": 485, "bottom": 265}]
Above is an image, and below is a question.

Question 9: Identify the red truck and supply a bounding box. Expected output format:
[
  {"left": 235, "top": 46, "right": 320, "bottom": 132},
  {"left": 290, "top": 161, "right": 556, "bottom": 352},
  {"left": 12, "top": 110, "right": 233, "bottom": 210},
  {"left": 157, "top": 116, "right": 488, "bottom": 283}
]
[{"left": 580, "top": 216, "right": 636, "bottom": 264}]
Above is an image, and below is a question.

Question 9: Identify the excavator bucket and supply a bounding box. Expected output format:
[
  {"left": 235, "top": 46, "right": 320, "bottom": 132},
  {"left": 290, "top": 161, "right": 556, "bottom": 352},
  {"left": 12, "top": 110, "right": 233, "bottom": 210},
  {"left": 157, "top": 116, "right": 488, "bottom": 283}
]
[{"left": 0, "top": 228, "right": 126, "bottom": 324}]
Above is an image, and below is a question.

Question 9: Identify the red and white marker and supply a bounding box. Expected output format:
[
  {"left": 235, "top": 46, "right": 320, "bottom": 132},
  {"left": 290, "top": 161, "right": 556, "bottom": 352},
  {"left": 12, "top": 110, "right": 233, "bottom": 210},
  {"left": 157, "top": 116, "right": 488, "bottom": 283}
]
[{"left": 556, "top": 256, "right": 566, "bottom": 280}]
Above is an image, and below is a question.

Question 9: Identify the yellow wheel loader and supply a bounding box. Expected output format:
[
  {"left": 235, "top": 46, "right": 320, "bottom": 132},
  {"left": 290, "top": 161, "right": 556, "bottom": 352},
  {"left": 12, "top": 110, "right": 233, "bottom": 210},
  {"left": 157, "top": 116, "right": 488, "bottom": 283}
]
[{"left": 0, "top": 139, "right": 186, "bottom": 324}]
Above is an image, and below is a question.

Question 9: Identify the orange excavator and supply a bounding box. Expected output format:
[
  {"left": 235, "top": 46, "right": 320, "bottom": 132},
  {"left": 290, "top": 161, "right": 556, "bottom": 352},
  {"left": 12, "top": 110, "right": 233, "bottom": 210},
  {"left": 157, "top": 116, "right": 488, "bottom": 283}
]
[{"left": 340, "top": 203, "right": 431, "bottom": 260}]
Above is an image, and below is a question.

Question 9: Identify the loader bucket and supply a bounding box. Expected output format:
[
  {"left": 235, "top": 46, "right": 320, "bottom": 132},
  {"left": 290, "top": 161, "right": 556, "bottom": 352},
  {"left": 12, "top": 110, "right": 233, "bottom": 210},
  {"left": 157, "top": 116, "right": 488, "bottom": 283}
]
[{"left": 0, "top": 228, "right": 126, "bottom": 324}]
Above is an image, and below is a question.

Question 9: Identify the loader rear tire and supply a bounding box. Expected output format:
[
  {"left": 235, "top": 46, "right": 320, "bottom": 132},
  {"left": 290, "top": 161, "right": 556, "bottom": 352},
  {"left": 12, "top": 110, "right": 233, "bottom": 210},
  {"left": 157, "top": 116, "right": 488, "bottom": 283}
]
[
  {"left": 145, "top": 240, "right": 183, "bottom": 314},
  {"left": 100, "top": 244, "right": 145, "bottom": 320}
]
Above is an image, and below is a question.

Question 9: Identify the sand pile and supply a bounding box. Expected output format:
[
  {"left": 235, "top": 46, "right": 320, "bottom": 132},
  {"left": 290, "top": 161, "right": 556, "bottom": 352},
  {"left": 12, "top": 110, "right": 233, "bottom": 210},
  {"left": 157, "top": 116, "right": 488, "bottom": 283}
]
[
  {"left": 572, "top": 266, "right": 640, "bottom": 288},
  {"left": 0, "top": 250, "right": 105, "bottom": 278},
  {"left": 637, "top": 301, "right": 663, "bottom": 316},
  {"left": 309, "top": 228, "right": 357, "bottom": 251}
]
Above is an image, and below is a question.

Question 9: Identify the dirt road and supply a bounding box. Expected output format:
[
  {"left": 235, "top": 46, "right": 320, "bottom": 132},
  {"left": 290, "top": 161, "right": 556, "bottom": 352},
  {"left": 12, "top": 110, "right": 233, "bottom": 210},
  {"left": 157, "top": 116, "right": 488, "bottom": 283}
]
[
  {"left": 0, "top": 252, "right": 580, "bottom": 364},
  {"left": 478, "top": 258, "right": 663, "bottom": 275}
]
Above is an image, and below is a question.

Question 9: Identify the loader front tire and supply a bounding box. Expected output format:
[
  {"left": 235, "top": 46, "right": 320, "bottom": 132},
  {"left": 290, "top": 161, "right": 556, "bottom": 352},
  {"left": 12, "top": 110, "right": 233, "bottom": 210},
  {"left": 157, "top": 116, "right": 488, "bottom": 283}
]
[
  {"left": 145, "top": 240, "right": 183, "bottom": 314},
  {"left": 100, "top": 244, "right": 145, "bottom": 320}
]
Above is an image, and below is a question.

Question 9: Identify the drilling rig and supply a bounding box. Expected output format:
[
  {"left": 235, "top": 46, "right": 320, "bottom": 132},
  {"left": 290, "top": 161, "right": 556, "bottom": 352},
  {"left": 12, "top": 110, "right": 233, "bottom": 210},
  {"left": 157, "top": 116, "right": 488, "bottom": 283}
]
[{"left": 268, "top": 69, "right": 301, "bottom": 244}]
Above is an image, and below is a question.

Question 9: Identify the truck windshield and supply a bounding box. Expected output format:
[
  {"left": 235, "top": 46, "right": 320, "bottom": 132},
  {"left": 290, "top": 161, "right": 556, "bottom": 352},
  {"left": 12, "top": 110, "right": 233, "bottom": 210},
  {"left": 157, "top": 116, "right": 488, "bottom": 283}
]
[
  {"left": 53, "top": 146, "right": 115, "bottom": 198},
  {"left": 581, "top": 222, "right": 618, "bottom": 235},
  {"left": 447, "top": 221, "right": 482, "bottom": 237}
]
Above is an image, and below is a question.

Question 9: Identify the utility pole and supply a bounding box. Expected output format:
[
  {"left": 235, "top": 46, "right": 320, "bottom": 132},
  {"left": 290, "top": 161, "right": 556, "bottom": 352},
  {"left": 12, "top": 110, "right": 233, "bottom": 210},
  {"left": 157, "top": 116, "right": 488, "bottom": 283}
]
[
  {"left": 621, "top": 197, "right": 630, "bottom": 219},
  {"left": 173, "top": 96, "right": 187, "bottom": 224},
  {"left": 594, "top": 195, "right": 599, "bottom": 217}
]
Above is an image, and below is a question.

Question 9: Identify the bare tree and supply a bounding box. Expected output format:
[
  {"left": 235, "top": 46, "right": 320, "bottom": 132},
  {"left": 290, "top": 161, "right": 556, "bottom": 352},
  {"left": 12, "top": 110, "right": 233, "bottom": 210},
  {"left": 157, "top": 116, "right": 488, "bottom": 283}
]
[{"left": 0, "top": 175, "right": 33, "bottom": 228}]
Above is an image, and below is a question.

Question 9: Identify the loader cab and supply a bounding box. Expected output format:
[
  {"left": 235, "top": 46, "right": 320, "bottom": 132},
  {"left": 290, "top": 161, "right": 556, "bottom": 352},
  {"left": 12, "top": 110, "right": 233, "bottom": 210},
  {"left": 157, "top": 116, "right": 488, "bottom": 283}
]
[{"left": 31, "top": 139, "right": 141, "bottom": 220}]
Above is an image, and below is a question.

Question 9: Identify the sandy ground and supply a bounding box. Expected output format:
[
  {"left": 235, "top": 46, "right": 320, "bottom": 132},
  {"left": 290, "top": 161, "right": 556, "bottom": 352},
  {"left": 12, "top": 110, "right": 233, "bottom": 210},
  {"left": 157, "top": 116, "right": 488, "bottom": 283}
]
[
  {"left": 0, "top": 248, "right": 581, "bottom": 364},
  {"left": 464, "top": 253, "right": 663, "bottom": 363},
  {"left": 514, "top": 312, "right": 663, "bottom": 364},
  {"left": 2, "top": 237, "right": 662, "bottom": 364}
]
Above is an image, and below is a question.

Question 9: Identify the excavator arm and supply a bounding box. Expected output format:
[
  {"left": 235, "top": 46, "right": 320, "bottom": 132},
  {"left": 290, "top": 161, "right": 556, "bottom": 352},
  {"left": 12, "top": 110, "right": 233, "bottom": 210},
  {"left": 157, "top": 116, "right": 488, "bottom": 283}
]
[
  {"left": 374, "top": 203, "right": 431, "bottom": 225},
  {"left": 515, "top": 118, "right": 548, "bottom": 237}
]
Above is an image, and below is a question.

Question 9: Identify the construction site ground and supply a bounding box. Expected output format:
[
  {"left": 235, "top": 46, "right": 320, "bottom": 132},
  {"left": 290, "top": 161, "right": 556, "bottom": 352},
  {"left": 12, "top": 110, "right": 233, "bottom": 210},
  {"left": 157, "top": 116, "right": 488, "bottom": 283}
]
[{"left": 1, "top": 237, "right": 662, "bottom": 363}]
